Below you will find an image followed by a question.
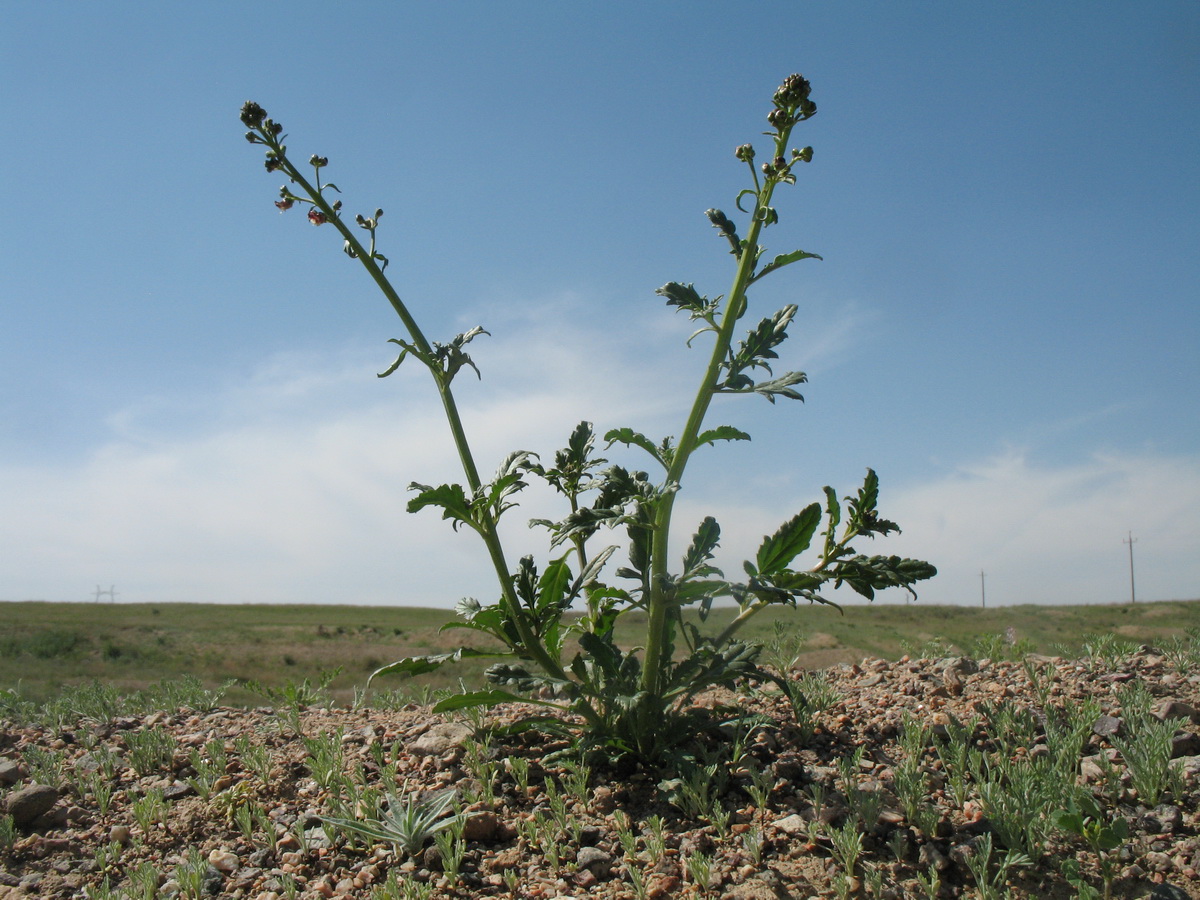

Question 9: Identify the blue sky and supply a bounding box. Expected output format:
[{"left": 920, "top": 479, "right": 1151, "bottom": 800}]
[{"left": 2, "top": 2, "right": 1197, "bottom": 608}]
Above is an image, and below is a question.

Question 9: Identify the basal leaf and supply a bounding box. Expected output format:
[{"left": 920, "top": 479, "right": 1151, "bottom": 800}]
[
  {"left": 367, "top": 647, "right": 499, "bottom": 686},
  {"left": 755, "top": 503, "right": 822, "bottom": 576},
  {"left": 431, "top": 689, "right": 539, "bottom": 714}
]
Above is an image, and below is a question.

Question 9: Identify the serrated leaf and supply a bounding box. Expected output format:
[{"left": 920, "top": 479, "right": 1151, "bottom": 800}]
[
  {"left": 682, "top": 517, "right": 721, "bottom": 575},
  {"left": 695, "top": 425, "right": 751, "bottom": 448},
  {"left": 604, "top": 428, "right": 667, "bottom": 468},
  {"left": 406, "top": 482, "right": 474, "bottom": 529},
  {"left": 755, "top": 503, "right": 822, "bottom": 576},
  {"left": 367, "top": 647, "right": 498, "bottom": 685},
  {"left": 656, "top": 282, "right": 705, "bottom": 310},
  {"left": 749, "top": 248, "right": 823, "bottom": 284}
]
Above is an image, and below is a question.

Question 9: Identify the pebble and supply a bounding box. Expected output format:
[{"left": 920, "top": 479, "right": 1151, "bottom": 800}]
[
  {"left": 208, "top": 848, "right": 239, "bottom": 873},
  {"left": 3, "top": 784, "right": 58, "bottom": 826}
]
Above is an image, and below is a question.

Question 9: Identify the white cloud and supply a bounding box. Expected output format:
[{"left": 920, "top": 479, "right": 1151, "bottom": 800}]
[{"left": 3, "top": 303, "right": 1196, "bottom": 611}]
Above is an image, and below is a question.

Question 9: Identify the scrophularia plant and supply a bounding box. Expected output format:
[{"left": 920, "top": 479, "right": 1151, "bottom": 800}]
[{"left": 240, "top": 74, "right": 936, "bottom": 761}]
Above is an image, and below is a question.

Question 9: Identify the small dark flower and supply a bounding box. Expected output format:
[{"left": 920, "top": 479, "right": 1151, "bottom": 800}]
[
  {"left": 308, "top": 209, "right": 328, "bottom": 225},
  {"left": 773, "top": 155, "right": 787, "bottom": 170},
  {"left": 264, "top": 155, "right": 282, "bottom": 173},
  {"left": 269, "top": 121, "right": 283, "bottom": 136},
  {"left": 275, "top": 198, "right": 294, "bottom": 212},
  {"left": 309, "top": 155, "right": 328, "bottom": 168},
  {"left": 244, "top": 131, "right": 261, "bottom": 144},
  {"left": 794, "top": 146, "right": 813, "bottom": 163},
  {"left": 767, "top": 108, "right": 790, "bottom": 130},
  {"left": 735, "top": 144, "right": 755, "bottom": 162},
  {"left": 240, "top": 101, "right": 266, "bottom": 129}
]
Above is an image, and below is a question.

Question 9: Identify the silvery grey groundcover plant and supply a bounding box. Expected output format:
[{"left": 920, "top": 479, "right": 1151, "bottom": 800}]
[{"left": 240, "top": 74, "right": 935, "bottom": 761}]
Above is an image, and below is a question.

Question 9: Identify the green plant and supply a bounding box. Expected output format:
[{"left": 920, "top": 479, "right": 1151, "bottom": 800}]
[
  {"left": 126, "top": 861, "right": 162, "bottom": 900},
  {"left": 234, "top": 733, "right": 273, "bottom": 784},
  {"left": 241, "top": 73, "right": 934, "bottom": 763},
  {"left": 433, "top": 826, "right": 467, "bottom": 883},
  {"left": 1051, "top": 793, "right": 1127, "bottom": 900},
  {"left": 125, "top": 727, "right": 177, "bottom": 776},
  {"left": 174, "top": 846, "right": 209, "bottom": 900},
  {"left": 779, "top": 670, "right": 840, "bottom": 741},
  {"left": 23, "top": 746, "right": 67, "bottom": 789},
  {"left": 0, "top": 814, "right": 16, "bottom": 853},
  {"left": 77, "top": 769, "right": 115, "bottom": 816},
  {"left": 960, "top": 833, "right": 1030, "bottom": 900},
  {"left": 1111, "top": 683, "right": 1185, "bottom": 806},
  {"left": 828, "top": 819, "right": 863, "bottom": 875},
  {"left": 321, "top": 785, "right": 464, "bottom": 858},
  {"left": 131, "top": 788, "right": 167, "bottom": 838},
  {"left": 185, "top": 739, "right": 228, "bottom": 800}
]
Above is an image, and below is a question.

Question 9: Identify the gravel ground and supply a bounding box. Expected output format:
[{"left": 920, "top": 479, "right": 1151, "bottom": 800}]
[{"left": 2, "top": 646, "right": 1199, "bottom": 900}]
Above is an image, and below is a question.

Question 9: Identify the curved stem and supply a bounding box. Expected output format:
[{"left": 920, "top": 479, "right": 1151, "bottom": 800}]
[{"left": 271, "top": 153, "right": 580, "bottom": 695}]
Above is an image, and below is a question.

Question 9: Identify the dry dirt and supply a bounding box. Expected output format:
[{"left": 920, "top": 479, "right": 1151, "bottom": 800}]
[{"left": 2, "top": 647, "right": 1199, "bottom": 899}]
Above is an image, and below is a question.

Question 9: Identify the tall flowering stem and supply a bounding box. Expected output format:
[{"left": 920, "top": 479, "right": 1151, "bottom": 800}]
[{"left": 239, "top": 102, "right": 582, "bottom": 708}]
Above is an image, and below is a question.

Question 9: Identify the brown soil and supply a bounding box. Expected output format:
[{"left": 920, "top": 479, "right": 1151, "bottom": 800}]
[{"left": 2, "top": 648, "right": 1199, "bottom": 899}]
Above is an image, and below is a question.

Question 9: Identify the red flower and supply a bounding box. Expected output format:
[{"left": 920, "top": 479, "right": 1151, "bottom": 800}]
[
  {"left": 308, "top": 209, "right": 328, "bottom": 226},
  {"left": 275, "top": 198, "right": 294, "bottom": 212}
]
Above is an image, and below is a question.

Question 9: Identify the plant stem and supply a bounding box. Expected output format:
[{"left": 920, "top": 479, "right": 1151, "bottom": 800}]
[
  {"left": 639, "top": 127, "right": 793, "bottom": 695},
  {"left": 276, "top": 158, "right": 576, "bottom": 693}
]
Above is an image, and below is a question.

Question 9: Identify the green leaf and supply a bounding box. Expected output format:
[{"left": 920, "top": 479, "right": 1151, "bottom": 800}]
[
  {"left": 431, "top": 689, "right": 535, "bottom": 714},
  {"left": 367, "top": 647, "right": 498, "bottom": 685},
  {"left": 406, "top": 482, "right": 474, "bottom": 530},
  {"left": 754, "top": 503, "right": 822, "bottom": 576},
  {"left": 747, "top": 372, "right": 807, "bottom": 402},
  {"left": 682, "top": 517, "right": 721, "bottom": 576},
  {"left": 749, "top": 248, "right": 823, "bottom": 284},
  {"left": 604, "top": 428, "right": 668, "bottom": 469},
  {"left": 695, "top": 425, "right": 751, "bottom": 448}
]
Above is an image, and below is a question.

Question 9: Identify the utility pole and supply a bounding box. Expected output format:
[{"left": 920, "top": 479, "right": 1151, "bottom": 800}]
[
  {"left": 1122, "top": 532, "right": 1136, "bottom": 604},
  {"left": 980, "top": 570, "right": 986, "bottom": 609}
]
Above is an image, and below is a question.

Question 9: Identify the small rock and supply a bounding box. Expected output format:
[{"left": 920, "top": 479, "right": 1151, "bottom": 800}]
[
  {"left": 1141, "top": 805, "right": 1184, "bottom": 835},
  {"left": 109, "top": 824, "right": 131, "bottom": 845},
  {"left": 1170, "top": 730, "right": 1200, "bottom": 758},
  {"left": 1148, "top": 885, "right": 1191, "bottom": 900},
  {"left": 1092, "top": 715, "right": 1122, "bottom": 737},
  {"left": 919, "top": 842, "right": 950, "bottom": 872},
  {"left": 461, "top": 810, "right": 500, "bottom": 842},
  {"left": 572, "top": 868, "right": 598, "bottom": 887},
  {"left": 1154, "top": 700, "right": 1200, "bottom": 725},
  {"left": 1143, "top": 850, "right": 1173, "bottom": 873},
  {"left": 576, "top": 847, "right": 612, "bottom": 877},
  {"left": 410, "top": 723, "right": 473, "bottom": 758},
  {"left": 774, "top": 814, "right": 807, "bottom": 836},
  {"left": 3, "top": 784, "right": 59, "bottom": 826},
  {"left": 0, "top": 760, "right": 24, "bottom": 785},
  {"left": 208, "top": 849, "right": 239, "bottom": 874},
  {"left": 591, "top": 785, "right": 616, "bottom": 814}
]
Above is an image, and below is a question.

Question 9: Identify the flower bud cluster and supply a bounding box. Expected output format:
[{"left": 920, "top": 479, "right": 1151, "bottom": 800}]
[
  {"left": 767, "top": 73, "right": 817, "bottom": 131},
  {"left": 735, "top": 144, "right": 755, "bottom": 163}
]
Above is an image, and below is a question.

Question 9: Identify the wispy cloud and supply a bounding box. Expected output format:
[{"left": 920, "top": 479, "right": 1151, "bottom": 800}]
[{"left": 3, "top": 301, "right": 1196, "bottom": 609}]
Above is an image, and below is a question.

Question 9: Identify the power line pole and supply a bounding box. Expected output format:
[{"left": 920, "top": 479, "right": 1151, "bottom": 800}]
[
  {"left": 1122, "top": 532, "right": 1136, "bottom": 604},
  {"left": 980, "top": 570, "right": 986, "bottom": 609}
]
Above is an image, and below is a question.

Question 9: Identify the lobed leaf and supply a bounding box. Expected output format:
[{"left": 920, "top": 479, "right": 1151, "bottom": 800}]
[{"left": 753, "top": 503, "right": 822, "bottom": 576}]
